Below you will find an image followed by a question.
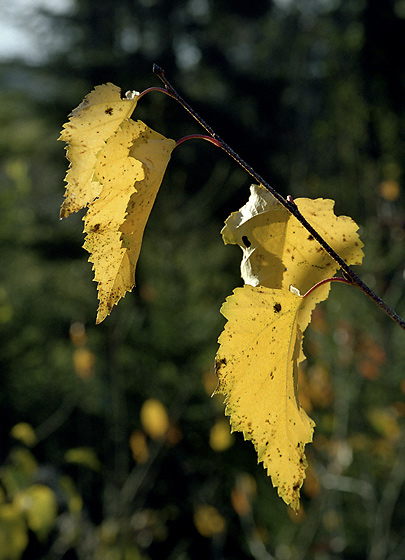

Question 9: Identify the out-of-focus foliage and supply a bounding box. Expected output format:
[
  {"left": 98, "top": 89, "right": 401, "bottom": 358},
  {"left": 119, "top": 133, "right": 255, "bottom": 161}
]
[{"left": 1, "top": 0, "right": 405, "bottom": 558}]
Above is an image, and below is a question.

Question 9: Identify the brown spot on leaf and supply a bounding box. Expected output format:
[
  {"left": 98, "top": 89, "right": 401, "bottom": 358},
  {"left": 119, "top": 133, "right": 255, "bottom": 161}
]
[
  {"left": 274, "top": 303, "right": 282, "bottom": 313},
  {"left": 214, "top": 357, "right": 227, "bottom": 377},
  {"left": 105, "top": 107, "right": 114, "bottom": 115},
  {"left": 308, "top": 235, "right": 314, "bottom": 241}
]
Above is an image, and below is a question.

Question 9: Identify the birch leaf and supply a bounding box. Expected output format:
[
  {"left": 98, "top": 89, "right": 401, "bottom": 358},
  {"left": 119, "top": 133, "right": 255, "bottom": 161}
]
[
  {"left": 222, "top": 184, "right": 363, "bottom": 300},
  {"left": 59, "top": 83, "right": 139, "bottom": 217},
  {"left": 60, "top": 84, "right": 176, "bottom": 323},
  {"left": 215, "top": 284, "right": 314, "bottom": 510},
  {"left": 217, "top": 185, "right": 364, "bottom": 508},
  {"left": 83, "top": 119, "right": 175, "bottom": 323}
]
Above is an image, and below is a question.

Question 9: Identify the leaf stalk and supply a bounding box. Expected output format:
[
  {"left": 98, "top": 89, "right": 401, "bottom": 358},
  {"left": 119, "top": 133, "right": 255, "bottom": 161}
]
[
  {"left": 302, "top": 277, "right": 352, "bottom": 299},
  {"left": 175, "top": 134, "right": 223, "bottom": 148}
]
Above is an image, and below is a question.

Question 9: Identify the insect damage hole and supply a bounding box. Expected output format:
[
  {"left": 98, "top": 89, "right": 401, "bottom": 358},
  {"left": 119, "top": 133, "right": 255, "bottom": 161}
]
[{"left": 241, "top": 235, "right": 251, "bottom": 248}]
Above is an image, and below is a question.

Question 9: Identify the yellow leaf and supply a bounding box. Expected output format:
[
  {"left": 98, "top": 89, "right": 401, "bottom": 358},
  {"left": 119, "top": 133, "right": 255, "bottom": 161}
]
[
  {"left": 368, "top": 407, "right": 401, "bottom": 441},
  {"left": 222, "top": 184, "right": 363, "bottom": 301},
  {"left": 60, "top": 84, "right": 176, "bottom": 322},
  {"left": 59, "top": 83, "right": 139, "bottom": 217},
  {"left": 65, "top": 447, "right": 101, "bottom": 471},
  {"left": 129, "top": 430, "right": 149, "bottom": 463},
  {"left": 0, "top": 504, "right": 28, "bottom": 560},
  {"left": 193, "top": 505, "right": 226, "bottom": 537},
  {"left": 14, "top": 485, "right": 57, "bottom": 541},
  {"left": 10, "top": 423, "right": 37, "bottom": 447},
  {"left": 379, "top": 180, "right": 400, "bottom": 201},
  {"left": 73, "top": 347, "right": 96, "bottom": 379},
  {"left": 218, "top": 185, "right": 364, "bottom": 507},
  {"left": 209, "top": 419, "right": 234, "bottom": 452},
  {"left": 221, "top": 186, "right": 364, "bottom": 394},
  {"left": 82, "top": 119, "right": 175, "bottom": 323},
  {"left": 215, "top": 284, "right": 315, "bottom": 510},
  {"left": 140, "top": 399, "right": 169, "bottom": 440}
]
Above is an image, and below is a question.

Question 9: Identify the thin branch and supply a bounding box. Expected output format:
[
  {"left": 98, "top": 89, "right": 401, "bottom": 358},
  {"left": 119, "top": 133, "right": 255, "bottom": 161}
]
[{"left": 152, "top": 64, "right": 405, "bottom": 331}]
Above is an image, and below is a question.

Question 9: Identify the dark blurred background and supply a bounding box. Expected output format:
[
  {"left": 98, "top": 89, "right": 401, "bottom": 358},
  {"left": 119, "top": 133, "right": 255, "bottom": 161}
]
[{"left": 1, "top": 0, "right": 405, "bottom": 558}]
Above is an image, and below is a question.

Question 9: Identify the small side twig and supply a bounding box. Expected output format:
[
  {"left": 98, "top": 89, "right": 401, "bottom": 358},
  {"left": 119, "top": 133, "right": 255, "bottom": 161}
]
[{"left": 152, "top": 64, "right": 405, "bottom": 331}]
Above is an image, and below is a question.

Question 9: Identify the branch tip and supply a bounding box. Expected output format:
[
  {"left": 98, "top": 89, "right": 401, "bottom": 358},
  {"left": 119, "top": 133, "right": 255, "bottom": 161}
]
[
  {"left": 146, "top": 67, "right": 405, "bottom": 330},
  {"left": 152, "top": 63, "right": 164, "bottom": 78}
]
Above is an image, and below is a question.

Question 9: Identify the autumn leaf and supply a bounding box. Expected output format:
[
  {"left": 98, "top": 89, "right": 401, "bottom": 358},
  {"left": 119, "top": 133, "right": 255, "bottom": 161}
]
[
  {"left": 59, "top": 84, "right": 176, "bottom": 323},
  {"left": 140, "top": 399, "right": 170, "bottom": 440},
  {"left": 60, "top": 83, "right": 139, "bottom": 217},
  {"left": 14, "top": 485, "right": 57, "bottom": 541},
  {"left": 82, "top": 119, "right": 175, "bottom": 323},
  {"left": 216, "top": 185, "right": 364, "bottom": 508},
  {"left": 215, "top": 284, "right": 314, "bottom": 510},
  {"left": 0, "top": 504, "right": 28, "bottom": 560},
  {"left": 193, "top": 505, "right": 226, "bottom": 537},
  {"left": 10, "top": 423, "right": 37, "bottom": 448},
  {"left": 222, "top": 183, "right": 364, "bottom": 305}
]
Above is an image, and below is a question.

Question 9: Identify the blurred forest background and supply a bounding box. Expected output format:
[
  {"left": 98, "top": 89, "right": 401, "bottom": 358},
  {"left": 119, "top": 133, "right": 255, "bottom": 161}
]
[{"left": 1, "top": 0, "right": 405, "bottom": 558}]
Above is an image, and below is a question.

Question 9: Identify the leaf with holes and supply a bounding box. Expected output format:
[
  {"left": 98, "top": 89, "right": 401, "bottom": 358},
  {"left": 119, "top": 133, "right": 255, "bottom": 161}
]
[{"left": 222, "top": 183, "right": 363, "bottom": 305}]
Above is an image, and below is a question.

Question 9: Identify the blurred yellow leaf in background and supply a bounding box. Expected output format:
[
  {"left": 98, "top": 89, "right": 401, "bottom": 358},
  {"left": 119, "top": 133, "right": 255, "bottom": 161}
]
[
  {"left": 129, "top": 430, "right": 149, "bottom": 463},
  {"left": 140, "top": 399, "right": 169, "bottom": 440},
  {"left": 0, "top": 504, "right": 28, "bottom": 560},
  {"left": 193, "top": 505, "right": 226, "bottom": 537},
  {"left": 209, "top": 420, "right": 234, "bottom": 452},
  {"left": 14, "top": 485, "right": 57, "bottom": 541},
  {"left": 10, "top": 423, "right": 37, "bottom": 448}
]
